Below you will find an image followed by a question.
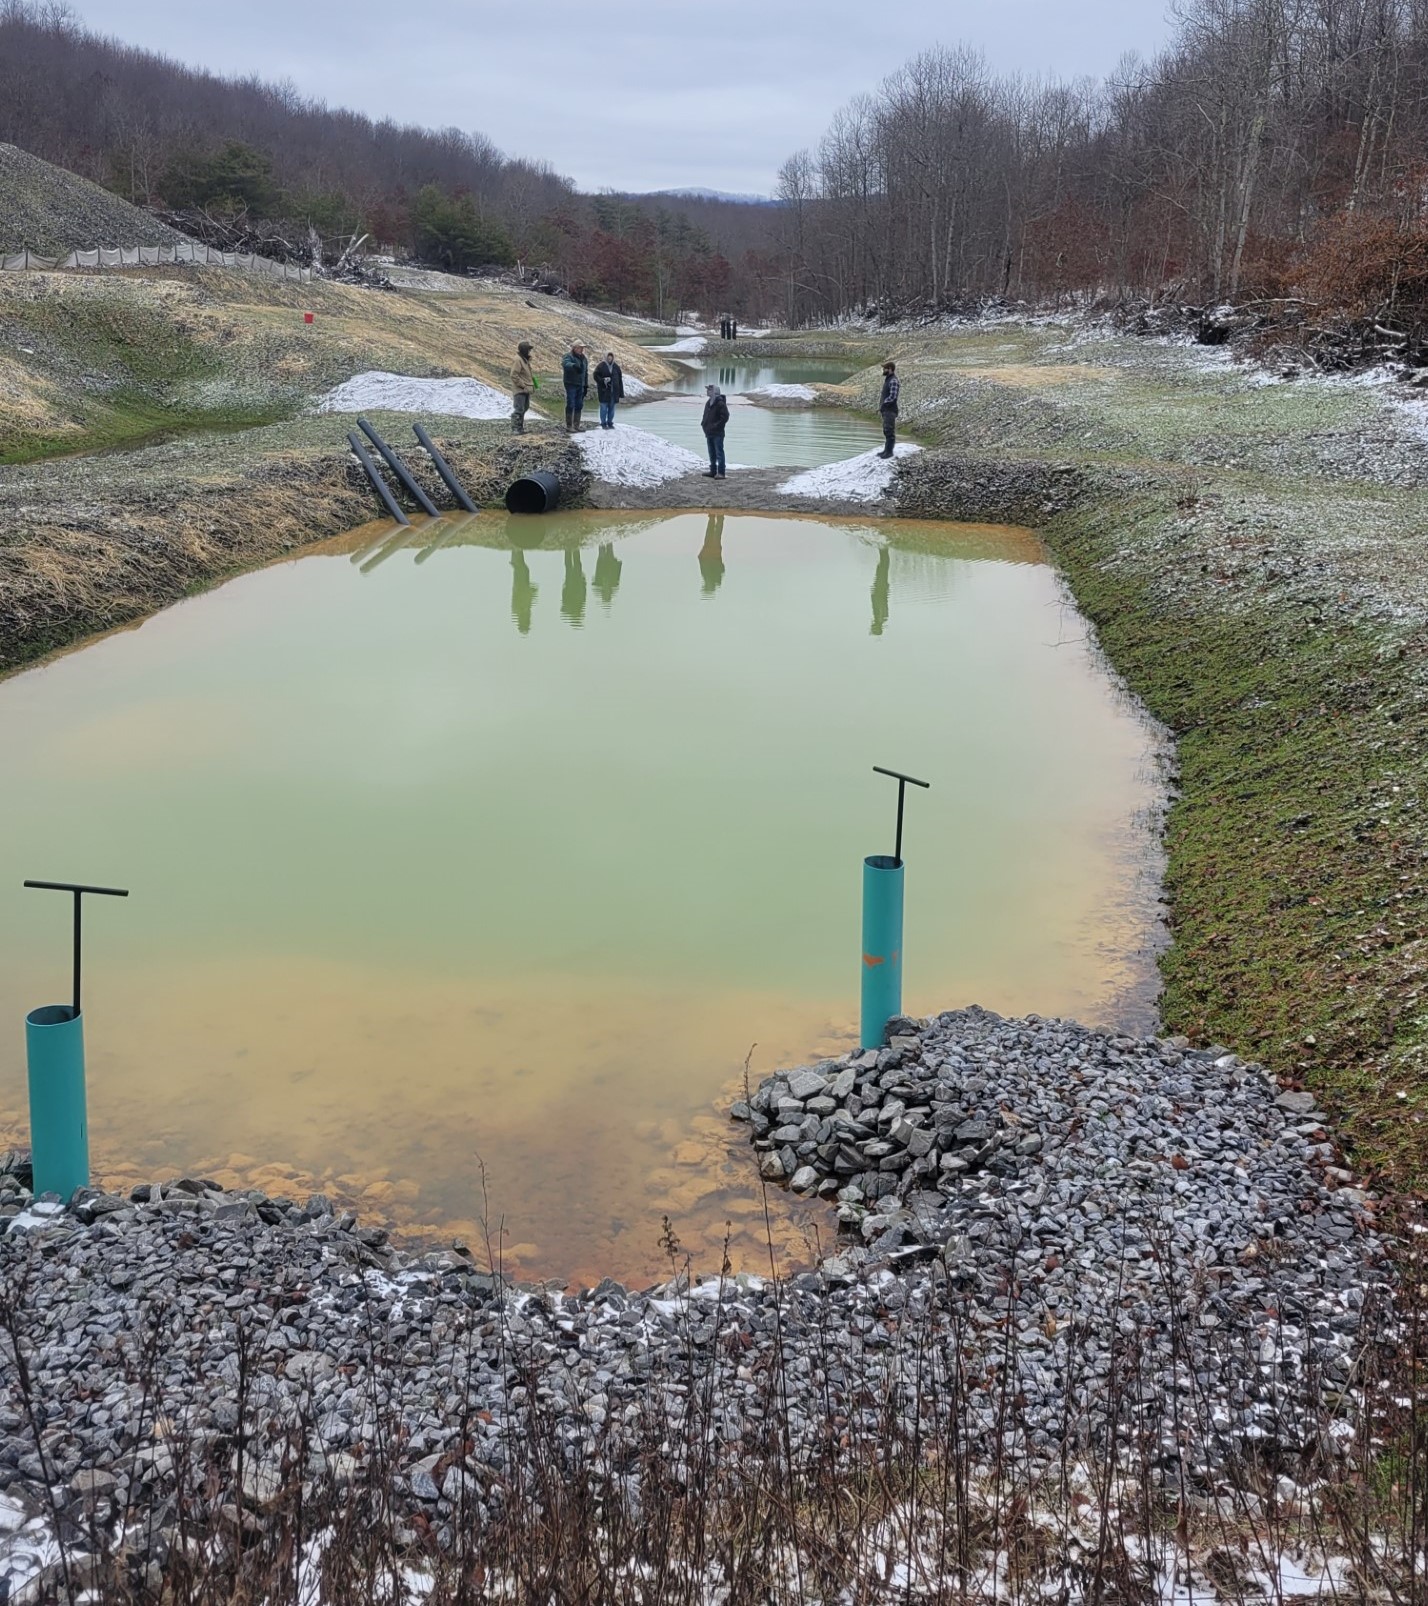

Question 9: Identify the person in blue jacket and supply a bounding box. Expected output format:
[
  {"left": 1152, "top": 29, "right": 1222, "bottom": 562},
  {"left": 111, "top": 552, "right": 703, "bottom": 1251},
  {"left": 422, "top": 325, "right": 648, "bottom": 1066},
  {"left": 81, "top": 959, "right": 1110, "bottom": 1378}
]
[{"left": 562, "top": 343, "right": 589, "bottom": 432}]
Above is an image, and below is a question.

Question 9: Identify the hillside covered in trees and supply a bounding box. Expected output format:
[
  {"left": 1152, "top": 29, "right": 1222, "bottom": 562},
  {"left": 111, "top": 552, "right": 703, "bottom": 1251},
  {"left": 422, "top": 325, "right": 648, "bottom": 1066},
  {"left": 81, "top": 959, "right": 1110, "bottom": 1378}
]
[
  {"left": 6, "top": 0, "right": 1428, "bottom": 344},
  {"left": 0, "top": 0, "right": 766, "bottom": 316},
  {"left": 769, "top": 0, "right": 1428, "bottom": 350}
]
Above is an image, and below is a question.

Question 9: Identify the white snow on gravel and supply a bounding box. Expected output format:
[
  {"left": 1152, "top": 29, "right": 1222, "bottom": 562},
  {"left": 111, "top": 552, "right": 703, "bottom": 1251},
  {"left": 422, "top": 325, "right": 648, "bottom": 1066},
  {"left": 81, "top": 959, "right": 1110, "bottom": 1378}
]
[
  {"left": 315, "top": 371, "right": 512, "bottom": 419},
  {"left": 754, "top": 383, "right": 817, "bottom": 400},
  {"left": 778, "top": 443, "right": 921, "bottom": 502},
  {"left": 621, "top": 374, "right": 652, "bottom": 398},
  {"left": 654, "top": 335, "right": 708, "bottom": 354},
  {"left": 575, "top": 423, "right": 703, "bottom": 486}
]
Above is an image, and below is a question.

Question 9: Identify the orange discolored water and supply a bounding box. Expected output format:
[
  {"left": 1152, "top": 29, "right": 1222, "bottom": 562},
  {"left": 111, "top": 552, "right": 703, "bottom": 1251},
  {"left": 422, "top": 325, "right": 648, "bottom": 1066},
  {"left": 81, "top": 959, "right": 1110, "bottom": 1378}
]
[{"left": 0, "top": 510, "right": 1164, "bottom": 1286}]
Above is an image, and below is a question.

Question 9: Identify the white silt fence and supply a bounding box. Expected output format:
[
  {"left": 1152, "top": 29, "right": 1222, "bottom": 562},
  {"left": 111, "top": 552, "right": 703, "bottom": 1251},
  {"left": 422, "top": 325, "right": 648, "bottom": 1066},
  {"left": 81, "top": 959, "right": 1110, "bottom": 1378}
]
[{"left": 0, "top": 242, "right": 311, "bottom": 279}]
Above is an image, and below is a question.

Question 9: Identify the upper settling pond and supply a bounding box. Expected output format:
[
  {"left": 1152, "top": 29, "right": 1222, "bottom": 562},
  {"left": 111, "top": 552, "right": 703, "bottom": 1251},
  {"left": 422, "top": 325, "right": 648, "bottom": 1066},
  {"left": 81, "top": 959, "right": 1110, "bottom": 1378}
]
[
  {"left": 635, "top": 355, "right": 884, "bottom": 466},
  {"left": 0, "top": 510, "right": 1163, "bottom": 1283}
]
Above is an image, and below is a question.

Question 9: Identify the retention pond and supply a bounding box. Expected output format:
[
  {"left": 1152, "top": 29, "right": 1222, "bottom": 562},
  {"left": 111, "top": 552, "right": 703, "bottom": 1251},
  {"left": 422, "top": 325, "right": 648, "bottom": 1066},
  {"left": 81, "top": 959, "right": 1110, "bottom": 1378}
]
[
  {"left": 0, "top": 510, "right": 1164, "bottom": 1284},
  {"left": 634, "top": 353, "right": 884, "bottom": 467}
]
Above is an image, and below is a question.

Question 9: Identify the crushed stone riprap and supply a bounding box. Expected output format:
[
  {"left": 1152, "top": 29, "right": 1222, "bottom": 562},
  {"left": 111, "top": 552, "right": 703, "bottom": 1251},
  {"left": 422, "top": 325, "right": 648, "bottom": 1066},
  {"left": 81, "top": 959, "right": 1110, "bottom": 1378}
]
[
  {"left": 0, "top": 1012, "right": 1390, "bottom": 1595},
  {"left": 573, "top": 421, "right": 704, "bottom": 486},
  {"left": 314, "top": 371, "right": 513, "bottom": 420},
  {"left": 779, "top": 442, "right": 921, "bottom": 502},
  {"left": 739, "top": 1007, "right": 1386, "bottom": 1445}
]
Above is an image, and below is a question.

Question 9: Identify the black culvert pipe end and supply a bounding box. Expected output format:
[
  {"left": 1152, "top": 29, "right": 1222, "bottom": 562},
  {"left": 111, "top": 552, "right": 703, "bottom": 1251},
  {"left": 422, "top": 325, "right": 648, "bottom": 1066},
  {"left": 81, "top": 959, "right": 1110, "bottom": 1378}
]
[{"left": 505, "top": 470, "right": 563, "bottom": 515}]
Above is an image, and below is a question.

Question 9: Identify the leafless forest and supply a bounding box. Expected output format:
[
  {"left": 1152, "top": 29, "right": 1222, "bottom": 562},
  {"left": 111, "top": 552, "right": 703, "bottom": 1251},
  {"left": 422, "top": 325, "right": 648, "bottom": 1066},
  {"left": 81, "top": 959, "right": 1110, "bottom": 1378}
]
[
  {"left": 771, "top": 0, "right": 1428, "bottom": 335},
  {"left": 4, "top": 0, "right": 1428, "bottom": 334}
]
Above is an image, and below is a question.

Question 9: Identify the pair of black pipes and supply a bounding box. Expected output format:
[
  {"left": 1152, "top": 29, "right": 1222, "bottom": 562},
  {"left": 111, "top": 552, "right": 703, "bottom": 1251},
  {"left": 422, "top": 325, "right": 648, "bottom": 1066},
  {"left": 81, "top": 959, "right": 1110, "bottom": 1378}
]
[{"left": 347, "top": 419, "right": 478, "bottom": 525}]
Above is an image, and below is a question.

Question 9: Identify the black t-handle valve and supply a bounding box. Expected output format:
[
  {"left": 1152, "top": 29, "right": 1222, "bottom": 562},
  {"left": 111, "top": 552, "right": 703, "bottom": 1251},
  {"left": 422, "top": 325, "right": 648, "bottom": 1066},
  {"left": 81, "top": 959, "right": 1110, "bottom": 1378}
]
[
  {"left": 872, "top": 766, "right": 930, "bottom": 866},
  {"left": 24, "top": 880, "right": 130, "bottom": 1018}
]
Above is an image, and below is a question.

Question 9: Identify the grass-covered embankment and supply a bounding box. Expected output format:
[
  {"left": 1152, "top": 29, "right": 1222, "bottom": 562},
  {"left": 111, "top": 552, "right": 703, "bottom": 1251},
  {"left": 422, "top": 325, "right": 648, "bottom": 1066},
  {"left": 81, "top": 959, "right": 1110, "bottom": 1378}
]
[
  {"left": 867, "top": 323, "right": 1428, "bottom": 1184},
  {"left": 0, "top": 411, "right": 588, "bottom": 674},
  {"left": 0, "top": 265, "right": 678, "bottom": 462}
]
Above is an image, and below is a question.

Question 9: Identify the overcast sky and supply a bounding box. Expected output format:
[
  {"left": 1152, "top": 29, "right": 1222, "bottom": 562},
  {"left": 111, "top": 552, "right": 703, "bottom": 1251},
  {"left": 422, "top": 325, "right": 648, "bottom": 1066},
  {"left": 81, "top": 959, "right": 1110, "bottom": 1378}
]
[{"left": 73, "top": 0, "right": 1174, "bottom": 194}]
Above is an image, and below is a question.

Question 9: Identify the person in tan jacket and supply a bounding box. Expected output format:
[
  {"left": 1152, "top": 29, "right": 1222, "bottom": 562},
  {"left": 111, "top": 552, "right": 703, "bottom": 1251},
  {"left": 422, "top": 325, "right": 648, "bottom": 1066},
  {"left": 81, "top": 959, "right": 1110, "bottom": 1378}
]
[{"left": 510, "top": 341, "right": 535, "bottom": 433}]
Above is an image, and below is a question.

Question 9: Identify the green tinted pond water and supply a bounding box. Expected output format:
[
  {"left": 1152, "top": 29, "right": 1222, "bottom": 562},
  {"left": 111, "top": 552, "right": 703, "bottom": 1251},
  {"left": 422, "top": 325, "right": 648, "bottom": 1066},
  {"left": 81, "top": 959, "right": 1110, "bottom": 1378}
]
[
  {"left": 0, "top": 510, "right": 1162, "bottom": 1284},
  {"left": 661, "top": 358, "right": 860, "bottom": 393},
  {"left": 630, "top": 353, "right": 881, "bottom": 468}
]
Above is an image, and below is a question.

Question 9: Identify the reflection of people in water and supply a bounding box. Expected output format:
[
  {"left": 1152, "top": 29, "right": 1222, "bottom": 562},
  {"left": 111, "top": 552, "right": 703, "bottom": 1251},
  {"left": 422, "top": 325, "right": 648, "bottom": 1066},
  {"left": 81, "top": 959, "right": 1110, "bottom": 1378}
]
[
  {"left": 870, "top": 544, "right": 890, "bottom": 636},
  {"left": 510, "top": 549, "right": 537, "bottom": 635},
  {"left": 592, "top": 543, "right": 622, "bottom": 608},
  {"left": 698, "top": 513, "right": 726, "bottom": 597},
  {"left": 561, "top": 545, "right": 588, "bottom": 627}
]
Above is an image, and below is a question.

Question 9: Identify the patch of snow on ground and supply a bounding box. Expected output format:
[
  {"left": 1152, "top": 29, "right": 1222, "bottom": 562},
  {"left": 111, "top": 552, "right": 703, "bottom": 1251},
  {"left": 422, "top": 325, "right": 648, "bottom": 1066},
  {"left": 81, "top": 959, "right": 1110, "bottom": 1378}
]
[
  {"left": 621, "top": 374, "right": 652, "bottom": 398},
  {"left": 575, "top": 424, "right": 703, "bottom": 487},
  {"left": 755, "top": 383, "right": 817, "bottom": 400},
  {"left": 0, "top": 1496, "right": 61, "bottom": 1598},
  {"left": 315, "top": 371, "right": 511, "bottom": 419},
  {"left": 653, "top": 335, "right": 708, "bottom": 354},
  {"left": 779, "top": 442, "right": 921, "bottom": 502},
  {"left": 377, "top": 265, "right": 472, "bottom": 293}
]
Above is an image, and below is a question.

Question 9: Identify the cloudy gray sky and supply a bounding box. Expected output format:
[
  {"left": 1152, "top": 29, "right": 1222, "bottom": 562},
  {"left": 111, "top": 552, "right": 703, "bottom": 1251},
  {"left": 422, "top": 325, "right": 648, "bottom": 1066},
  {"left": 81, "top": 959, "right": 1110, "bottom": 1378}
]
[{"left": 74, "top": 0, "right": 1173, "bottom": 194}]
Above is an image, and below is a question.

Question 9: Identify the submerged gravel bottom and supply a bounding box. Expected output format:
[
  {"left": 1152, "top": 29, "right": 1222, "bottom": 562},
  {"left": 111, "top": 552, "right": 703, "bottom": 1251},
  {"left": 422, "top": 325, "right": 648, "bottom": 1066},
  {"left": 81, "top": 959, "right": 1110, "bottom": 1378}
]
[{"left": 0, "top": 1009, "right": 1391, "bottom": 1595}]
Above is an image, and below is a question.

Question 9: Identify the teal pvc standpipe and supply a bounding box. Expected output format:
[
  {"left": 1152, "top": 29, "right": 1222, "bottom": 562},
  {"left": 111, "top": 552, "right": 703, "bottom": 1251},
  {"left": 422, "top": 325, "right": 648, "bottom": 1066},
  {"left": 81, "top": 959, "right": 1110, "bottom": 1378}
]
[
  {"left": 25, "top": 1005, "right": 88, "bottom": 1198},
  {"left": 860, "top": 854, "right": 905, "bottom": 1050}
]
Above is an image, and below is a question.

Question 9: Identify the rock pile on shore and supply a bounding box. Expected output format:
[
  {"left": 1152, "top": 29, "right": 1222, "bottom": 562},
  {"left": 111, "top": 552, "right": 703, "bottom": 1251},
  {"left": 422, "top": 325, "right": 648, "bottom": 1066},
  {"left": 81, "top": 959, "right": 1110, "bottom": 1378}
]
[
  {"left": 739, "top": 1006, "right": 1386, "bottom": 1437},
  {"left": 0, "top": 1010, "right": 1392, "bottom": 1597}
]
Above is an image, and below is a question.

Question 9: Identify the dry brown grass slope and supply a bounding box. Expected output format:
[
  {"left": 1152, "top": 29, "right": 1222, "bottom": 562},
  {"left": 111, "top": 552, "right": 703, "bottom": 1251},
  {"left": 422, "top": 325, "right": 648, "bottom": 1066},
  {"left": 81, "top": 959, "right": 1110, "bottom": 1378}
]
[{"left": 0, "top": 266, "right": 680, "bottom": 459}]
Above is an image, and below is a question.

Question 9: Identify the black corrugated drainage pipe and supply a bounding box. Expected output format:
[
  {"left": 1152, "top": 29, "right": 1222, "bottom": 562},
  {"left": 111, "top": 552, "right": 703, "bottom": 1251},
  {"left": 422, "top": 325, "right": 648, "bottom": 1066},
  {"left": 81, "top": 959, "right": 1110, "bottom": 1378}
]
[{"left": 505, "top": 470, "right": 562, "bottom": 514}]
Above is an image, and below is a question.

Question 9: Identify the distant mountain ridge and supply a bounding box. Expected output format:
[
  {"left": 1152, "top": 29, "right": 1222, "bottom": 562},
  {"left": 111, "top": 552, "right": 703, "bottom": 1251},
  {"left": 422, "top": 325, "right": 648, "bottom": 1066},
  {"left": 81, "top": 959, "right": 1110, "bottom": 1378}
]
[{"left": 641, "top": 187, "right": 779, "bottom": 206}]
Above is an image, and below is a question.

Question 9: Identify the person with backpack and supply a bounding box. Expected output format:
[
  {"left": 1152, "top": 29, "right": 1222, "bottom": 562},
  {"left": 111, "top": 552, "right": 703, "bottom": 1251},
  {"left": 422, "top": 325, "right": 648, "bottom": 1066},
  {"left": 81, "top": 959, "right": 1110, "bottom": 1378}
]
[
  {"left": 593, "top": 351, "right": 625, "bottom": 429},
  {"left": 561, "top": 342, "right": 589, "bottom": 432},
  {"left": 877, "top": 360, "right": 900, "bottom": 458},
  {"left": 510, "top": 341, "right": 535, "bottom": 433},
  {"left": 701, "top": 382, "right": 729, "bottom": 478}
]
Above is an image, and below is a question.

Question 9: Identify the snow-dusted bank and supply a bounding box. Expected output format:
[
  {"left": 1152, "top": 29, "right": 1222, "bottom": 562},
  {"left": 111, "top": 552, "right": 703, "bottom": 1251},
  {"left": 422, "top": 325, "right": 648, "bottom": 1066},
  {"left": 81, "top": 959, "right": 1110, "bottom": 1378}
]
[{"left": 779, "top": 441, "right": 921, "bottom": 502}]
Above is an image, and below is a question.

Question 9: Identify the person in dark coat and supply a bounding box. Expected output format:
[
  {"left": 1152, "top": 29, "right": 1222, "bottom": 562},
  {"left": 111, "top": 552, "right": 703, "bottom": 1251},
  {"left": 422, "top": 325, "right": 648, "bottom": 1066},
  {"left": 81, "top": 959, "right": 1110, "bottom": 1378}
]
[
  {"left": 593, "top": 352, "right": 625, "bottom": 429},
  {"left": 877, "top": 360, "right": 900, "bottom": 457},
  {"left": 561, "top": 343, "right": 589, "bottom": 432},
  {"left": 701, "top": 382, "right": 729, "bottom": 478}
]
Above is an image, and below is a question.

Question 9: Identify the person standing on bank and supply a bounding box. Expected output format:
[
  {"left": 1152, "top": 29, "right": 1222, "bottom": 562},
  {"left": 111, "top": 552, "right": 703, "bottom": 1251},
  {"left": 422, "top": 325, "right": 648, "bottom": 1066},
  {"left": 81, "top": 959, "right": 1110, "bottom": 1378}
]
[
  {"left": 702, "top": 382, "right": 729, "bottom": 478},
  {"left": 562, "top": 342, "right": 589, "bottom": 432},
  {"left": 877, "top": 360, "right": 900, "bottom": 458},
  {"left": 593, "top": 351, "right": 624, "bottom": 429},
  {"left": 510, "top": 341, "right": 535, "bottom": 434}
]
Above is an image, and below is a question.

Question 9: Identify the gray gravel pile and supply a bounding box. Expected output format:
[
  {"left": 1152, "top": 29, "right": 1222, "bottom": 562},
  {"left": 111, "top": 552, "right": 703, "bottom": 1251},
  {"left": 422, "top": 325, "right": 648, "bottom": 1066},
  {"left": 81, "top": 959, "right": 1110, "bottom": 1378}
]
[
  {"left": 739, "top": 1008, "right": 1388, "bottom": 1450},
  {"left": 0, "top": 1011, "right": 1392, "bottom": 1595},
  {"left": 0, "top": 143, "right": 188, "bottom": 256}
]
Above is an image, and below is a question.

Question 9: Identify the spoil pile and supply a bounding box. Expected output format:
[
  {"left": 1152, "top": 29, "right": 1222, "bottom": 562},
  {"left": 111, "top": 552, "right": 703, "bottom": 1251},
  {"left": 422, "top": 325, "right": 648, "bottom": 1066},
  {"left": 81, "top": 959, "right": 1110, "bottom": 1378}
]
[{"left": 0, "top": 143, "right": 188, "bottom": 256}]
